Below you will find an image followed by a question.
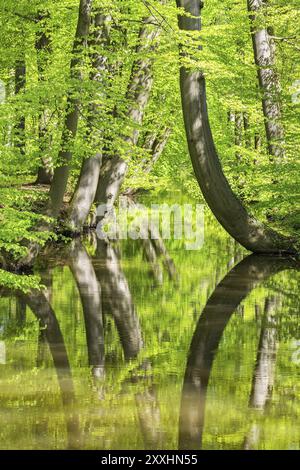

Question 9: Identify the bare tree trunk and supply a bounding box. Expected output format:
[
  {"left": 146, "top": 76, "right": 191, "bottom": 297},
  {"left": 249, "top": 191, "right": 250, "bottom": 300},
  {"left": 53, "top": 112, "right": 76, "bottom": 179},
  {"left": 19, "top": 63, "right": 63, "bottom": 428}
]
[
  {"left": 35, "top": 12, "right": 54, "bottom": 185},
  {"left": 14, "top": 59, "right": 26, "bottom": 155},
  {"left": 247, "top": 0, "right": 285, "bottom": 161},
  {"left": 176, "top": 0, "right": 295, "bottom": 254},
  {"left": 48, "top": 0, "right": 93, "bottom": 218},
  {"left": 67, "top": 12, "right": 112, "bottom": 231},
  {"left": 243, "top": 113, "right": 252, "bottom": 148},
  {"left": 94, "top": 16, "right": 160, "bottom": 215}
]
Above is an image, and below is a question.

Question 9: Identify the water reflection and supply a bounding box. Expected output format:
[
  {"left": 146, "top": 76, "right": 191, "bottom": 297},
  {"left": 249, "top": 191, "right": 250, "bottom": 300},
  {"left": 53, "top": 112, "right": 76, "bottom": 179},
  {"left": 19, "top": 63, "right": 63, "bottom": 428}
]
[
  {"left": 0, "top": 233, "right": 299, "bottom": 450},
  {"left": 179, "top": 255, "right": 298, "bottom": 450},
  {"left": 20, "top": 289, "right": 81, "bottom": 449}
]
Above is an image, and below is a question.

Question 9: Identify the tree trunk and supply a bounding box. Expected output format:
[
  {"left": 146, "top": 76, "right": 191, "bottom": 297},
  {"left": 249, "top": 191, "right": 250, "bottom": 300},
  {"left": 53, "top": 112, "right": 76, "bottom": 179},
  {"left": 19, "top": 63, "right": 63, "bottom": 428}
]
[
  {"left": 14, "top": 59, "right": 26, "bottom": 155},
  {"left": 176, "top": 0, "right": 295, "bottom": 254},
  {"left": 247, "top": 0, "right": 285, "bottom": 161},
  {"left": 67, "top": 12, "right": 112, "bottom": 231},
  {"left": 94, "top": 16, "right": 160, "bottom": 215},
  {"left": 35, "top": 12, "right": 53, "bottom": 185},
  {"left": 48, "top": 0, "right": 93, "bottom": 218}
]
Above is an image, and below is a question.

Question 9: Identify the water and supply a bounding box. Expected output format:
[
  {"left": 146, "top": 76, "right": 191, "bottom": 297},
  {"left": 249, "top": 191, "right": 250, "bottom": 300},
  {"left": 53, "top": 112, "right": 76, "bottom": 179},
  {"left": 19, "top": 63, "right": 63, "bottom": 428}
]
[{"left": 0, "top": 210, "right": 299, "bottom": 450}]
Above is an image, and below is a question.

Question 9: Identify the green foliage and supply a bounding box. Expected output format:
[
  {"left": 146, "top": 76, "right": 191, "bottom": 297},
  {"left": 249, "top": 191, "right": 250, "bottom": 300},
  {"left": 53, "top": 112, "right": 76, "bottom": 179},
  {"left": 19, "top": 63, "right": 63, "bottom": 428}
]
[
  {"left": 0, "top": 0, "right": 299, "bottom": 285},
  {"left": 0, "top": 269, "right": 42, "bottom": 291}
]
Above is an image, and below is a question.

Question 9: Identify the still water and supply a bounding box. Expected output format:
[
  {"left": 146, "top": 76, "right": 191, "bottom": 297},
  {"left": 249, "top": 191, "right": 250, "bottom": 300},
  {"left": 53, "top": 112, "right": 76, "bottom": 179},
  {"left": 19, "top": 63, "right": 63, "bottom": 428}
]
[{"left": 0, "top": 209, "right": 299, "bottom": 450}]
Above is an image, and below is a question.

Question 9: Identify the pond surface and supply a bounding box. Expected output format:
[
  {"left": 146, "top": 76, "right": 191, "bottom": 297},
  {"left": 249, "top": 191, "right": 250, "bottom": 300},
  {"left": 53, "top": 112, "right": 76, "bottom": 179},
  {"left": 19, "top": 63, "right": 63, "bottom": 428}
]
[{"left": 0, "top": 208, "right": 299, "bottom": 450}]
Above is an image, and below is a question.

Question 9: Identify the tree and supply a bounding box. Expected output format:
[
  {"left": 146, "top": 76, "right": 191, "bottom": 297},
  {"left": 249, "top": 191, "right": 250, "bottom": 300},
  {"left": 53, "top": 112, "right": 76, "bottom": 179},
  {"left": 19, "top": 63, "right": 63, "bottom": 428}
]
[
  {"left": 48, "top": 0, "right": 93, "bottom": 218},
  {"left": 247, "top": 0, "right": 285, "bottom": 161},
  {"left": 176, "top": 0, "right": 295, "bottom": 254},
  {"left": 35, "top": 11, "right": 54, "bottom": 185}
]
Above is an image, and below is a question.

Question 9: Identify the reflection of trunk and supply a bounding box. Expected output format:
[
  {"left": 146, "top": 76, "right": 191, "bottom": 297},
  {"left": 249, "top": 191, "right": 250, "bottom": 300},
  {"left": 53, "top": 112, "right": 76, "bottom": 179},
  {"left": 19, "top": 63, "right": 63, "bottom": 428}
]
[
  {"left": 94, "top": 155, "right": 127, "bottom": 214},
  {"left": 94, "top": 16, "right": 160, "bottom": 215},
  {"left": 244, "top": 295, "right": 279, "bottom": 450},
  {"left": 249, "top": 296, "right": 279, "bottom": 409},
  {"left": 67, "top": 12, "right": 112, "bottom": 230},
  {"left": 35, "top": 12, "right": 53, "bottom": 185},
  {"left": 179, "top": 254, "right": 295, "bottom": 450},
  {"left": 94, "top": 240, "right": 143, "bottom": 360},
  {"left": 177, "top": 0, "right": 294, "bottom": 254},
  {"left": 142, "top": 237, "right": 163, "bottom": 285},
  {"left": 69, "top": 241, "right": 104, "bottom": 377},
  {"left": 247, "top": 0, "right": 285, "bottom": 161},
  {"left": 135, "top": 385, "right": 163, "bottom": 449},
  {"left": 14, "top": 59, "right": 26, "bottom": 155},
  {"left": 20, "top": 290, "right": 81, "bottom": 449},
  {"left": 48, "top": 0, "right": 92, "bottom": 218}
]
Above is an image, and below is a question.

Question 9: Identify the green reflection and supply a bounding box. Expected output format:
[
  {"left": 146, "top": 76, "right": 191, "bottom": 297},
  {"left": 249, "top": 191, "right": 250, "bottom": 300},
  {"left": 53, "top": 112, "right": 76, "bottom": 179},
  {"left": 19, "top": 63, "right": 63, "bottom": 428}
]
[{"left": 0, "top": 212, "right": 299, "bottom": 450}]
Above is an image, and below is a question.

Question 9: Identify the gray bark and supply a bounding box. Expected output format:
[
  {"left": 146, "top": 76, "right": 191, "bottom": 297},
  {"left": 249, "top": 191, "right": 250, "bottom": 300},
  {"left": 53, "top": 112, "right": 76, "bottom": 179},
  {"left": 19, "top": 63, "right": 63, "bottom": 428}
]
[
  {"left": 177, "top": 0, "right": 295, "bottom": 254},
  {"left": 14, "top": 59, "right": 26, "bottom": 155},
  {"left": 67, "top": 12, "right": 112, "bottom": 231},
  {"left": 35, "top": 12, "right": 54, "bottom": 185},
  {"left": 247, "top": 0, "right": 285, "bottom": 161},
  {"left": 48, "top": 0, "right": 93, "bottom": 218},
  {"left": 94, "top": 16, "right": 160, "bottom": 215}
]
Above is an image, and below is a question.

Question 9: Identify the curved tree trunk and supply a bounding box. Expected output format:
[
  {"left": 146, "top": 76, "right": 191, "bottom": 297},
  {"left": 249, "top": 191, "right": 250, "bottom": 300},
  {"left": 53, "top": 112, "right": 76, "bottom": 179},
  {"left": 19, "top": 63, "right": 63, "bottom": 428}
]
[
  {"left": 177, "top": 0, "right": 295, "bottom": 254},
  {"left": 247, "top": 0, "right": 285, "bottom": 161},
  {"left": 48, "top": 0, "right": 93, "bottom": 218}
]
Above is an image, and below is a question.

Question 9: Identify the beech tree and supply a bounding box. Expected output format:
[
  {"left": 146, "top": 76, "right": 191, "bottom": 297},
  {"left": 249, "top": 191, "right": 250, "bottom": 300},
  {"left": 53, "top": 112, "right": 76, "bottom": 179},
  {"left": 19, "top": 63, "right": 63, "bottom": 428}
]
[
  {"left": 176, "top": 0, "right": 295, "bottom": 253},
  {"left": 247, "top": 0, "right": 285, "bottom": 161}
]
